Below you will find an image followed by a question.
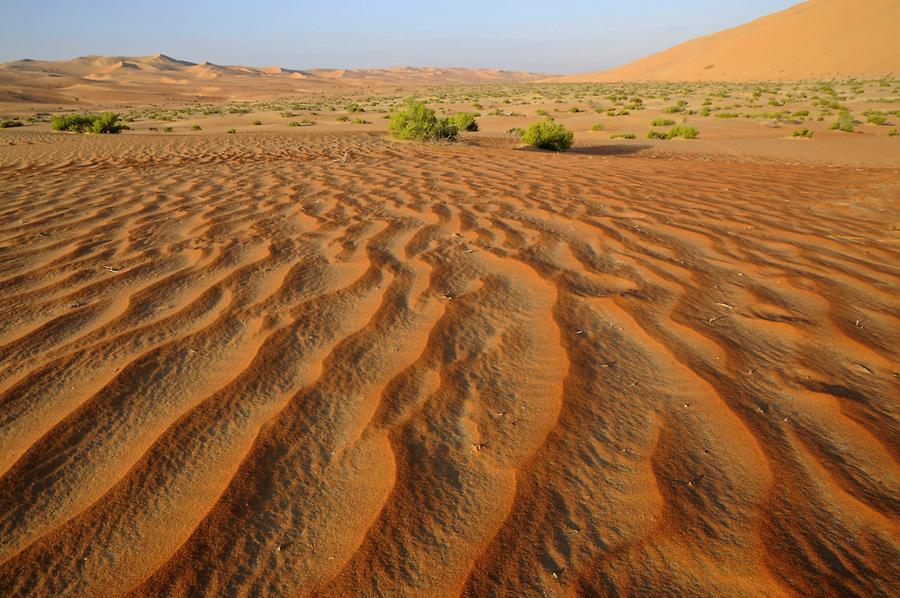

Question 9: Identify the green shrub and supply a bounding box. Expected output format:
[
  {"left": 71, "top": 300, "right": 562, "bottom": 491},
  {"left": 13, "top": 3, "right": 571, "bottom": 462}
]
[
  {"left": 227, "top": 128, "right": 236, "bottom": 134},
  {"left": 335, "top": 115, "right": 351, "bottom": 123},
  {"left": 388, "top": 99, "right": 458, "bottom": 141},
  {"left": 569, "top": 107, "right": 582, "bottom": 113},
  {"left": 51, "top": 112, "right": 123, "bottom": 133},
  {"left": 889, "top": 128, "right": 899, "bottom": 137},
  {"left": 590, "top": 123, "right": 605, "bottom": 131},
  {"left": 521, "top": 119, "right": 574, "bottom": 151},
  {"left": 663, "top": 105, "right": 686, "bottom": 114},
  {"left": 668, "top": 125, "right": 699, "bottom": 139},
  {"left": 650, "top": 118, "right": 675, "bottom": 127},
  {"left": 611, "top": 133, "right": 636, "bottom": 140},
  {"left": 715, "top": 112, "right": 741, "bottom": 119},
  {"left": 830, "top": 111, "right": 854, "bottom": 132},
  {"left": 190, "top": 124, "right": 202, "bottom": 131},
  {"left": 163, "top": 126, "right": 173, "bottom": 133},
  {"left": 536, "top": 109, "right": 550, "bottom": 117},
  {"left": 866, "top": 111, "right": 887, "bottom": 126},
  {"left": 792, "top": 129, "right": 814, "bottom": 138},
  {"left": 51, "top": 114, "right": 94, "bottom": 132},
  {"left": 507, "top": 127, "right": 524, "bottom": 137},
  {"left": 0, "top": 118, "right": 23, "bottom": 128},
  {"left": 647, "top": 130, "right": 670, "bottom": 140},
  {"left": 352, "top": 118, "right": 370, "bottom": 124},
  {"left": 450, "top": 112, "right": 479, "bottom": 132}
]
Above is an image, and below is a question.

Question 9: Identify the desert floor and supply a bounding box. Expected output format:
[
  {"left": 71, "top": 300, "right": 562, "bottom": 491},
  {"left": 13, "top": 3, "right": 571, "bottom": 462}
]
[{"left": 0, "top": 126, "right": 898, "bottom": 596}]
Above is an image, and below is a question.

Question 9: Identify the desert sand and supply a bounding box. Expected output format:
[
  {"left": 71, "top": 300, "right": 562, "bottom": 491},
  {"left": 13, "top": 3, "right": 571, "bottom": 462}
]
[
  {"left": 1, "top": 0, "right": 900, "bottom": 594},
  {"left": 564, "top": 0, "right": 900, "bottom": 82},
  {"left": 0, "top": 53, "right": 543, "bottom": 107},
  {"left": 0, "top": 123, "right": 898, "bottom": 595}
]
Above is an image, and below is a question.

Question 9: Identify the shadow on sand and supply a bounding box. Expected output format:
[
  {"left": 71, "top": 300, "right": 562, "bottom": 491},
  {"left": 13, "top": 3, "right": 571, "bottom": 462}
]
[{"left": 569, "top": 144, "right": 652, "bottom": 157}]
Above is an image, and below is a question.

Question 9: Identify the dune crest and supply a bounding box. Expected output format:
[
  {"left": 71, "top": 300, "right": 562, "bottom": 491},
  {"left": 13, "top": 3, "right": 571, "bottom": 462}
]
[{"left": 563, "top": 0, "right": 900, "bottom": 81}]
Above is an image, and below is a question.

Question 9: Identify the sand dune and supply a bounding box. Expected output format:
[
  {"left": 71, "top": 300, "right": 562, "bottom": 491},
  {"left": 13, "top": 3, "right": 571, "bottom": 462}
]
[
  {"left": 0, "top": 130, "right": 897, "bottom": 595},
  {"left": 564, "top": 0, "right": 900, "bottom": 81},
  {"left": 0, "top": 54, "right": 544, "bottom": 106}
]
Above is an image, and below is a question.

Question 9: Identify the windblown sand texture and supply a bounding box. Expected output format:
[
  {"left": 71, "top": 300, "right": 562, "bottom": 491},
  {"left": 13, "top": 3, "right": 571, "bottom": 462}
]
[
  {"left": 564, "top": 0, "right": 900, "bottom": 82},
  {"left": 0, "top": 130, "right": 897, "bottom": 596}
]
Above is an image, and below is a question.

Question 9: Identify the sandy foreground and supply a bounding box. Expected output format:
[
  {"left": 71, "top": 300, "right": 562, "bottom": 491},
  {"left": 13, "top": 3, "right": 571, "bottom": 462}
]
[{"left": 0, "top": 129, "right": 898, "bottom": 596}]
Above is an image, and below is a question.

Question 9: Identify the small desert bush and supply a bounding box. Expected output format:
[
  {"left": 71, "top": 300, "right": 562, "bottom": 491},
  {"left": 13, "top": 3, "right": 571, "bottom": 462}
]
[
  {"left": 650, "top": 118, "right": 675, "bottom": 127},
  {"left": 888, "top": 128, "right": 899, "bottom": 137},
  {"left": 865, "top": 111, "right": 887, "bottom": 126},
  {"left": 668, "top": 124, "right": 699, "bottom": 139},
  {"left": 830, "top": 111, "right": 854, "bottom": 132},
  {"left": 251, "top": 119, "right": 262, "bottom": 126},
  {"left": 352, "top": 118, "right": 370, "bottom": 124},
  {"left": 335, "top": 115, "right": 351, "bottom": 123},
  {"left": 521, "top": 119, "right": 574, "bottom": 151},
  {"left": 0, "top": 118, "right": 23, "bottom": 128},
  {"left": 450, "top": 112, "right": 479, "bottom": 132},
  {"left": 590, "top": 123, "right": 605, "bottom": 131},
  {"left": 647, "top": 130, "right": 670, "bottom": 140},
  {"left": 191, "top": 124, "right": 202, "bottom": 131},
  {"left": 51, "top": 112, "right": 123, "bottom": 134},
  {"left": 227, "top": 128, "right": 236, "bottom": 134},
  {"left": 611, "top": 133, "right": 636, "bottom": 140},
  {"left": 792, "top": 128, "right": 814, "bottom": 138},
  {"left": 163, "top": 126, "right": 173, "bottom": 133},
  {"left": 388, "top": 100, "right": 458, "bottom": 141}
]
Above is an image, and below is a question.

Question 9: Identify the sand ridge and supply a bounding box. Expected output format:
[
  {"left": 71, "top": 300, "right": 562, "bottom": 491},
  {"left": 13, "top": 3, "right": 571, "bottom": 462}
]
[
  {"left": 0, "top": 54, "right": 544, "bottom": 106},
  {"left": 0, "top": 130, "right": 897, "bottom": 595},
  {"left": 563, "top": 0, "right": 900, "bottom": 81}
]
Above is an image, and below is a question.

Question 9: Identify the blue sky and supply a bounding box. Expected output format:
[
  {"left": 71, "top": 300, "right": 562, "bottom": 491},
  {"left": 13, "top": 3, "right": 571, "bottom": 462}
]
[{"left": 0, "top": 0, "right": 798, "bottom": 73}]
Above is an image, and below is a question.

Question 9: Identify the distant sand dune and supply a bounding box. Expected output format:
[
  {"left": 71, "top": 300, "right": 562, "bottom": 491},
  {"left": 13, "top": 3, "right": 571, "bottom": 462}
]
[
  {"left": 0, "top": 55, "right": 546, "bottom": 106},
  {"left": 0, "top": 131, "right": 896, "bottom": 596},
  {"left": 563, "top": 0, "right": 900, "bottom": 81}
]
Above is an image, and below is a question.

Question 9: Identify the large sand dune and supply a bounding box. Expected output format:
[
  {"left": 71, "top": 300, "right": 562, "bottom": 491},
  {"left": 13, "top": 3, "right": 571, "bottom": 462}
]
[
  {"left": 564, "top": 0, "right": 900, "bottom": 81},
  {"left": 0, "top": 53, "right": 543, "bottom": 105},
  {"left": 0, "top": 130, "right": 897, "bottom": 595}
]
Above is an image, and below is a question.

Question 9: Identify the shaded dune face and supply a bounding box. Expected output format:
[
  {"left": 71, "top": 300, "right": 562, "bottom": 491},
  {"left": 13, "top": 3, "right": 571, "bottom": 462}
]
[{"left": 0, "top": 131, "right": 897, "bottom": 596}]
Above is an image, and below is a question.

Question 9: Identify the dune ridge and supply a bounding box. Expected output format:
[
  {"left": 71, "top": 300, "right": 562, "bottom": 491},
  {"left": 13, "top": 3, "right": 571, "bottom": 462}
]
[
  {"left": 0, "top": 54, "right": 544, "bottom": 106},
  {"left": 0, "top": 130, "right": 897, "bottom": 595},
  {"left": 563, "top": 0, "right": 900, "bottom": 81}
]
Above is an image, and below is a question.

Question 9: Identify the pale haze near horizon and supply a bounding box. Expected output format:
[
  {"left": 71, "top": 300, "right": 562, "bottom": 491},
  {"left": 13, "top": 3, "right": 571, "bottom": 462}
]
[{"left": 0, "top": 0, "right": 799, "bottom": 73}]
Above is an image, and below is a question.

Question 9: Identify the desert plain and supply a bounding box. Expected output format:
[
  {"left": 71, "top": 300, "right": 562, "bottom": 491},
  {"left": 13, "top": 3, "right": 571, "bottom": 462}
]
[{"left": 1, "top": 1, "right": 899, "bottom": 596}]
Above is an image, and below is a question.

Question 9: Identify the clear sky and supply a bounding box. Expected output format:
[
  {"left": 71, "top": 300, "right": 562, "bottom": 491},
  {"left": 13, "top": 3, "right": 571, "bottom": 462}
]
[{"left": 0, "top": 0, "right": 799, "bottom": 73}]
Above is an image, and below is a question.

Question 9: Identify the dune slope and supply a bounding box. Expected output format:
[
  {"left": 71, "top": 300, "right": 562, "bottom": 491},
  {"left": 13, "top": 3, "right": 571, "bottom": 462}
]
[
  {"left": 565, "top": 0, "right": 900, "bottom": 81},
  {"left": 0, "top": 131, "right": 897, "bottom": 596}
]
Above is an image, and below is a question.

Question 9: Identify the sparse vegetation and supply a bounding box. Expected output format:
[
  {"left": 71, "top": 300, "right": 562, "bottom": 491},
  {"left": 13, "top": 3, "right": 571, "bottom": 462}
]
[
  {"left": 450, "top": 112, "right": 479, "bottom": 132},
  {"left": 0, "top": 118, "right": 24, "bottom": 128},
  {"left": 191, "top": 124, "right": 202, "bottom": 131},
  {"left": 792, "top": 128, "right": 814, "bottom": 138},
  {"left": 521, "top": 119, "right": 574, "bottom": 151},
  {"left": 611, "top": 133, "right": 636, "bottom": 140},
  {"left": 51, "top": 112, "right": 124, "bottom": 134},
  {"left": 668, "top": 124, "right": 699, "bottom": 139},
  {"left": 650, "top": 119, "right": 676, "bottom": 127},
  {"left": 830, "top": 111, "right": 854, "bottom": 132},
  {"left": 590, "top": 123, "right": 605, "bottom": 131},
  {"left": 389, "top": 99, "right": 458, "bottom": 141}
]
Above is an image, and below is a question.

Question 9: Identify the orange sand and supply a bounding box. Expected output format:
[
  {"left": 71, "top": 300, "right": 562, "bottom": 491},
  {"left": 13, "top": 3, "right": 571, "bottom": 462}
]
[{"left": 0, "top": 129, "right": 897, "bottom": 596}]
